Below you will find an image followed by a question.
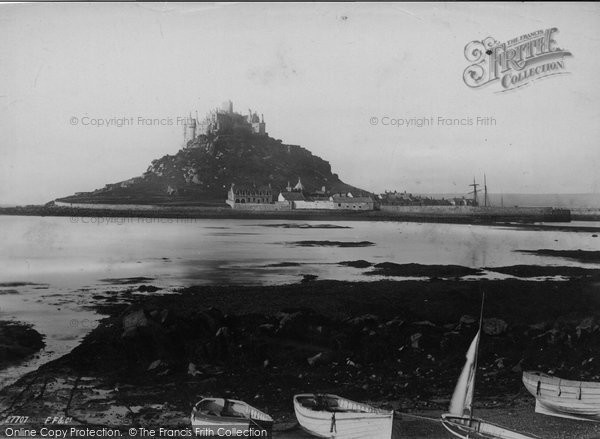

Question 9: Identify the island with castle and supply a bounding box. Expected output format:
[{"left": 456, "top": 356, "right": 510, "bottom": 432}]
[
  {"left": 25, "top": 99, "right": 569, "bottom": 223},
  {"left": 53, "top": 100, "right": 377, "bottom": 213}
]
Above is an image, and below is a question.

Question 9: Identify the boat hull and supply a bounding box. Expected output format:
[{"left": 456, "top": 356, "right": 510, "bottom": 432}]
[
  {"left": 441, "top": 415, "right": 535, "bottom": 439},
  {"left": 522, "top": 371, "right": 600, "bottom": 422},
  {"left": 190, "top": 398, "right": 273, "bottom": 437},
  {"left": 293, "top": 394, "right": 394, "bottom": 439}
]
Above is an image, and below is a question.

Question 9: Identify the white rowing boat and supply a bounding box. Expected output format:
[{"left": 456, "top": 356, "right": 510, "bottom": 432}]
[
  {"left": 441, "top": 294, "right": 536, "bottom": 439},
  {"left": 522, "top": 370, "right": 600, "bottom": 422},
  {"left": 191, "top": 397, "right": 273, "bottom": 436},
  {"left": 293, "top": 393, "right": 395, "bottom": 438}
]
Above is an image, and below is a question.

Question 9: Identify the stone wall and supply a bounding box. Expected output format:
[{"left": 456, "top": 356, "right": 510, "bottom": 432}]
[
  {"left": 293, "top": 200, "right": 336, "bottom": 210},
  {"left": 379, "top": 205, "right": 570, "bottom": 221},
  {"left": 333, "top": 202, "right": 374, "bottom": 210},
  {"left": 379, "top": 205, "right": 553, "bottom": 216},
  {"left": 54, "top": 201, "right": 160, "bottom": 211},
  {"left": 229, "top": 201, "right": 291, "bottom": 211}
]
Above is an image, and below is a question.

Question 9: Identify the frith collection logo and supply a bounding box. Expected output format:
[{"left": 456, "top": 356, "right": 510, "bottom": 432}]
[{"left": 463, "top": 28, "right": 572, "bottom": 92}]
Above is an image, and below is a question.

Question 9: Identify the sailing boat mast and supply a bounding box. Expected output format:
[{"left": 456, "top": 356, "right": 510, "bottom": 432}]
[
  {"left": 469, "top": 292, "right": 486, "bottom": 422},
  {"left": 484, "top": 174, "right": 488, "bottom": 207},
  {"left": 469, "top": 178, "right": 480, "bottom": 206}
]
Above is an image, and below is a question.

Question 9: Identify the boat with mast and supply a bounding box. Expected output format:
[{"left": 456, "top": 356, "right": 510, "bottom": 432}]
[{"left": 441, "top": 294, "right": 536, "bottom": 439}]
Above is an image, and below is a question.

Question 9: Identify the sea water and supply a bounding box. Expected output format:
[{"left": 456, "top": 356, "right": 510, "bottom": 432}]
[{"left": 0, "top": 215, "right": 598, "bottom": 388}]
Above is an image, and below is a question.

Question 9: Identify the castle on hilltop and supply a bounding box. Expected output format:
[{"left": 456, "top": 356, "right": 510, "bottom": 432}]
[{"left": 182, "top": 100, "right": 266, "bottom": 147}]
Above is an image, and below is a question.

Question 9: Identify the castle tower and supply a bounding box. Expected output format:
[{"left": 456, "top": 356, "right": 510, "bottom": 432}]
[
  {"left": 221, "top": 100, "right": 233, "bottom": 114},
  {"left": 250, "top": 111, "right": 266, "bottom": 135},
  {"left": 258, "top": 113, "right": 266, "bottom": 135},
  {"left": 183, "top": 113, "right": 197, "bottom": 147}
]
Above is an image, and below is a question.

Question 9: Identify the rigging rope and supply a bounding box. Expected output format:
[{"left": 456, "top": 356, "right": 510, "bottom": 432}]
[{"left": 394, "top": 412, "right": 442, "bottom": 423}]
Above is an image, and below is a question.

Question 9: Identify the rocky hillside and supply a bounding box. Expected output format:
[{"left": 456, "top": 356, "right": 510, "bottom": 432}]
[{"left": 56, "top": 130, "right": 367, "bottom": 206}]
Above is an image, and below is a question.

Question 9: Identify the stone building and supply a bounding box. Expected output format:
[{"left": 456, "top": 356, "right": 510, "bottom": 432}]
[
  {"left": 331, "top": 195, "right": 374, "bottom": 210},
  {"left": 226, "top": 183, "right": 273, "bottom": 207}
]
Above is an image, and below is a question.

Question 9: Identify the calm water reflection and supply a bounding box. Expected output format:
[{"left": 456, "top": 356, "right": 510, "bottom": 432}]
[{"left": 0, "top": 215, "right": 598, "bottom": 388}]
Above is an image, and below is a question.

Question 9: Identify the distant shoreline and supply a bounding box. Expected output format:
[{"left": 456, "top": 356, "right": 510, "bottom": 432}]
[{"left": 1, "top": 205, "right": 599, "bottom": 226}]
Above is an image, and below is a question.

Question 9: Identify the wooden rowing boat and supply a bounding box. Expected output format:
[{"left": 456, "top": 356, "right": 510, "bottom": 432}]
[
  {"left": 191, "top": 397, "right": 273, "bottom": 436},
  {"left": 293, "top": 393, "right": 395, "bottom": 438},
  {"left": 522, "top": 370, "right": 600, "bottom": 422},
  {"left": 441, "top": 294, "right": 536, "bottom": 439}
]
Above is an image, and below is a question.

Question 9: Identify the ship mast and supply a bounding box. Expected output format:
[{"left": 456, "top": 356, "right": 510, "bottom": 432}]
[
  {"left": 483, "top": 174, "right": 489, "bottom": 207},
  {"left": 468, "top": 177, "right": 479, "bottom": 206},
  {"left": 469, "top": 292, "right": 486, "bottom": 422}
]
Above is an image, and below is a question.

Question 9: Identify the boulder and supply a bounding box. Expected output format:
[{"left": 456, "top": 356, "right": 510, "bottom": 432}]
[
  {"left": 122, "top": 309, "right": 151, "bottom": 338},
  {"left": 307, "top": 352, "right": 324, "bottom": 366},
  {"left": 576, "top": 317, "right": 597, "bottom": 338},
  {"left": 276, "top": 310, "right": 329, "bottom": 340},
  {"left": 413, "top": 321, "right": 436, "bottom": 327},
  {"left": 347, "top": 315, "right": 379, "bottom": 327},
  {"left": 194, "top": 308, "right": 225, "bottom": 336},
  {"left": 511, "top": 359, "right": 524, "bottom": 373},
  {"left": 188, "top": 362, "right": 201, "bottom": 376},
  {"left": 301, "top": 274, "right": 318, "bottom": 283},
  {"left": 277, "top": 311, "right": 304, "bottom": 337},
  {"left": 385, "top": 317, "right": 404, "bottom": 328},
  {"left": 258, "top": 324, "right": 275, "bottom": 334},
  {"left": 147, "top": 359, "right": 163, "bottom": 371},
  {"left": 483, "top": 318, "right": 508, "bottom": 336},
  {"left": 459, "top": 315, "right": 476, "bottom": 326},
  {"left": 528, "top": 322, "right": 547, "bottom": 331},
  {"left": 307, "top": 352, "right": 333, "bottom": 367},
  {"left": 410, "top": 333, "right": 422, "bottom": 348},
  {"left": 138, "top": 285, "right": 161, "bottom": 293}
]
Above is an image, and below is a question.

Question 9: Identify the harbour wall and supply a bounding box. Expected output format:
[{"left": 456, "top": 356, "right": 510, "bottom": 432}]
[
  {"left": 379, "top": 205, "right": 571, "bottom": 222},
  {"left": 571, "top": 208, "right": 600, "bottom": 221},
  {"left": 51, "top": 201, "right": 571, "bottom": 222},
  {"left": 226, "top": 201, "right": 291, "bottom": 211}
]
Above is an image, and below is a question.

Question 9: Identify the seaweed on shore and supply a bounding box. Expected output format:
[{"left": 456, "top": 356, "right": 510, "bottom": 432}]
[
  {"left": 0, "top": 282, "right": 45, "bottom": 287},
  {"left": 366, "top": 262, "right": 482, "bottom": 278},
  {"left": 0, "top": 289, "right": 20, "bottom": 295},
  {"left": 516, "top": 249, "right": 600, "bottom": 264},
  {"left": 99, "top": 277, "right": 155, "bottom": 285},
  {"left": 290, "top": 240, "right": 374, "bottom": 247},
  {"left": 339, "top": 260, "right": 373, "bottom": 268},
  {"left": 257, "top": 223, "right": 351, "bottom": 229},
  {"left": 264, "top": 262, "right": 303, "bottom": 267},
  {"left": 487, "top": 265, "right": 600, "bottom": 278}
]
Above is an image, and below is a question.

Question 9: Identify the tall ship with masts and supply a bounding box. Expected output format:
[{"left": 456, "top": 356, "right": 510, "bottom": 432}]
[{"left": 378, "top": 175, "right": 571, "bottom": 223}]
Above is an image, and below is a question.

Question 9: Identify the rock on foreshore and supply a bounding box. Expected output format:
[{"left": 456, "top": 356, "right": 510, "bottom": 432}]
[{"left": 0, "top": 320, "right": 45, "bottom": 369}]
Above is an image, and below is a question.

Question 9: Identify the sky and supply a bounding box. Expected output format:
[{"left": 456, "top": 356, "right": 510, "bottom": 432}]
[{"left": 1, "top": 2, "right": 599, "bottom": 205}]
